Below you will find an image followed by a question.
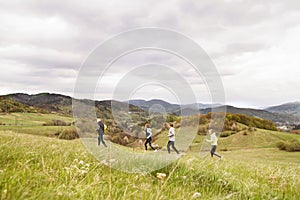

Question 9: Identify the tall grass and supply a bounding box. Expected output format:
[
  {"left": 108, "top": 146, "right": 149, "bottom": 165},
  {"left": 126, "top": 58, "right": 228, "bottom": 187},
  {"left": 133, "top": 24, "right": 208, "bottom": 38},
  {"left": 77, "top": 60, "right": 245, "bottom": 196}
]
[{"left": 1, "top": 131, "right": 300, "bottom": 199}]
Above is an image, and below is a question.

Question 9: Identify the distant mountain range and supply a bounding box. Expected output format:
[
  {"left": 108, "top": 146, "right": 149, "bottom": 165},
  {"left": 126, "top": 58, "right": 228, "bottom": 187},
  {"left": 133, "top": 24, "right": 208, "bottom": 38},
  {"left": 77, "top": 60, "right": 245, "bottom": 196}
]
[
  {"left": 128, "top": 99, "right": 221, "bottom": 113},
  {"left": 128, "top": 99, "right": 300, "bottom": 124},
  {"left": 266, "top": 102, "right": 300, "bottom": 117},
  {"left": 0, "top": 93, "right": 299, "bottom": 124},
  {"left": 1, "top": 93, "right": 145, "bottom": 118}
]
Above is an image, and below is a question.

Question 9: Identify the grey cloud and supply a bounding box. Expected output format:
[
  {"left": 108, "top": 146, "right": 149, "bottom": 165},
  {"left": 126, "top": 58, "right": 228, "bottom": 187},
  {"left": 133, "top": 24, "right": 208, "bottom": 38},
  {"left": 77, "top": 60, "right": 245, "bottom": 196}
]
[{"left": 0, "top": 0, "right": 300, "bottom": 106}]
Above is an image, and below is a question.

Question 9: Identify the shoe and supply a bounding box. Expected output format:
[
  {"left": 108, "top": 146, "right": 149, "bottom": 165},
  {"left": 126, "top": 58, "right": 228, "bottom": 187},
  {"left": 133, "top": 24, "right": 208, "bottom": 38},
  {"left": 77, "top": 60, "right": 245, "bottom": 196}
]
[{"left": 154, "top": 149, "right": 158, "bottom": 152}]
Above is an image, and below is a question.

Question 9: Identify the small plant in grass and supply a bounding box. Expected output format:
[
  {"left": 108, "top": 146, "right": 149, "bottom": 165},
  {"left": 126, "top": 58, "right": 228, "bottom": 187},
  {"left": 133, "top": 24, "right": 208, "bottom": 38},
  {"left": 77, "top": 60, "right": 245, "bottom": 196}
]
[
  {"left": 220, "top": 131, "right": 231, "bottom": 137},
  {"left": 243, "top": 131, "right": 248, "bottom": 136},
  {"left": 220, "top": 147, "right": 228, "bottom": 151},
  {"left": 43, "top": 119, "right": 70, "bottom": 126},
  {"left": 58, "top": 128, "right": 79, "bottom": 140}
]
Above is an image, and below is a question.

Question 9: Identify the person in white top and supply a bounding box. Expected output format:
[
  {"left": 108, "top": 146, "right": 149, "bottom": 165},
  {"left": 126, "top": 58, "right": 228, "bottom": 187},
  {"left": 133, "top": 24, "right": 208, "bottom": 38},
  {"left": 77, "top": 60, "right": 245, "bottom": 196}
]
[
  {"left": 167, "top": 123, "right": 179, "bottom": 154},
  {"left": 206, "top": 129, "right": 222, "bottom": 159}
]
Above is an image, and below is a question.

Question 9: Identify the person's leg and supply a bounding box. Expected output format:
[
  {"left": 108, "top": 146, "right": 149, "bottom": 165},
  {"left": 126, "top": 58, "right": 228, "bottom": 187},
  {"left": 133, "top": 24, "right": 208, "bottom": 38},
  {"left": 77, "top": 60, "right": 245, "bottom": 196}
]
[
  {"left": 213, "top": 146, "right": 221, "bottom": 158},
  {"left": 167, "top": 141, "right": 171, "bottom": 153},
  {"left": 148, "top": 137, "right": 155, "bottom": 150},
  {"left": 144, "top": 139, "right": 148, "bottom": 150},
  {"left": 171, "top": 141, "right": 179, "bottom": 154},
  {"left": 210, "top": 145, "right": 217, "bottom": 157},
  {"left": 100, "top": 134, "right": 107, "bottom": 147},
  {"left": 210, "top": 145, "right": 216, "bottom": 157},
  {"left": 98, "top": 134, "right": 101, "bottom": 146}
]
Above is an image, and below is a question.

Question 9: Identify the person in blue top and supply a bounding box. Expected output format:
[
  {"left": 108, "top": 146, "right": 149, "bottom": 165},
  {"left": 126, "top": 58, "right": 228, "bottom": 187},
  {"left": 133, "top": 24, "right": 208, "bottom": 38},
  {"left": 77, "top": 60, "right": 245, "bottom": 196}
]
[{"left": 144, "top": 123, "right": 156, "bottom": 151}]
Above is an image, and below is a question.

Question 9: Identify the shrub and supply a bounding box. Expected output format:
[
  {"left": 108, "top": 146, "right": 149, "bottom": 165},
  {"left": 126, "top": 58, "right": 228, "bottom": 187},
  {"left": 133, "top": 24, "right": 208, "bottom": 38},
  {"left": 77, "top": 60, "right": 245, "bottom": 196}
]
[
  {"left": 276, "top": 140, "right": 300, "bottom": 152},
  {"left": 220, "top": 131, "right": 231, "bottom": 137},
  {"left": 276, "top": 141, "right": 286, "bottom": 150},
  {"left": 248, "top": 127, "right": 255, "bottom": 132},
  {"left": 44, "top": 119, "right": 70, "bottom": 126},
  {"left": 243, "top": 131, "right": 248, "bottom": 136},
  {"left": 198, "top": 126, "right": 208, "bottom": 135},
  {"left": 58, "top": 128, "right": 79, "bottom": 140},
  {"left": 220, "top": 147, "right": 228, "bottom": 151}
]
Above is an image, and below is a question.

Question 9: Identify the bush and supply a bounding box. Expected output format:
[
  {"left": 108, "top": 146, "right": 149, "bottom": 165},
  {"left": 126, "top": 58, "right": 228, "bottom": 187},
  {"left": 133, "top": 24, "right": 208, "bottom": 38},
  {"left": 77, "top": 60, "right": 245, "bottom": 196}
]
[
  {"left": 44, "top": 119, "right": 70, "bottom": 126},
  {"left": 248, "top": 127, "right": 255, "bottom": 132},
  {"left": 243, "top": 131, "right": 248, "bottom": 136},
  {"left": 220, "top": 131, "right": 231, "bottom": 137},
  {"left": 220, "top": 147, "right": 228, "bottom": 151},
  {"left": 276, "top": 141, "right": 286, "bottom": 150},
  {"left": 276, "top": 140, "right": 300, "bottom": 152},
  {"left": 58, "top": 128, "right": 79, "bottom": 140}
]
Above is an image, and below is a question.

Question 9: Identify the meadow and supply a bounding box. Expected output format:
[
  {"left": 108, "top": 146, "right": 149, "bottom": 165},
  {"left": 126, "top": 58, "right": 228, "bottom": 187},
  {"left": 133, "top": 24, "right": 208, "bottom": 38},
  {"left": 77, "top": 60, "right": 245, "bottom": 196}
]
[{"left": 1, "top": 113, "right": 300, "bottom": 199}]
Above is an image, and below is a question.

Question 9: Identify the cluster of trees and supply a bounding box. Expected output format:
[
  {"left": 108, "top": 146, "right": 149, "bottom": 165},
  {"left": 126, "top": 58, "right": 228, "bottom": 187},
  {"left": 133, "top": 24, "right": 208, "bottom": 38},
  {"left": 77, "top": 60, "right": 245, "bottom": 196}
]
[
  {"left": 225, "top": 113, "right": 277, "bottom": 131},
  {"left": 0, "top": 98, "right": 46, "bottom": 113},
  {"left": 293, "top": 124, "right": 300, "bottom": 130}
]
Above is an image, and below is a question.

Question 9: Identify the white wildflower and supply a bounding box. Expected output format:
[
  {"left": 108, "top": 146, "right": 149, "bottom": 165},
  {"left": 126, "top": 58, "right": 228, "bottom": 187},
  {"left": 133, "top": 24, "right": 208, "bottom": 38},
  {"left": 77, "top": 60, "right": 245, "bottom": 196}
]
[
  {"left": 79, "top": 160, "right": 84, "bottom": 165},
  {"left": 156, "top": 173, "right": 167, "bottom": 180},
  {"left": 192, "top": 192, "right": 201, "bottom": 198}
]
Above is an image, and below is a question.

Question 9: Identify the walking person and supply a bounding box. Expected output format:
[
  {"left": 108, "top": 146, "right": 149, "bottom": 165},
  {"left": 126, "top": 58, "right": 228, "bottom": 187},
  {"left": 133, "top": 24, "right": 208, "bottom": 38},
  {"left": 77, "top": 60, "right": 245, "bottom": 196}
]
[
  {"left": 206, "top": 129, "right": 222, "bottom": 159},
  {"left": 167, "top": 123, "right": 179, "bottom": 154},
  {"left": 144, "top": 123, "right": 156, "bottom": 151},
  {"left": 96, "top": 118, "right": 107, "bottom": 147}
]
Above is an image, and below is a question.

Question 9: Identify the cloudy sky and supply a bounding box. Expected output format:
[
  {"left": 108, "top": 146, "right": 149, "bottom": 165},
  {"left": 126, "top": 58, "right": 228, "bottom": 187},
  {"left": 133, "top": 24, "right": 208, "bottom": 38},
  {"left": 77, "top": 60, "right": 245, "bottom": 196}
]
[{"left": 1, "top": 0, "right": 300, "bottom": 108}]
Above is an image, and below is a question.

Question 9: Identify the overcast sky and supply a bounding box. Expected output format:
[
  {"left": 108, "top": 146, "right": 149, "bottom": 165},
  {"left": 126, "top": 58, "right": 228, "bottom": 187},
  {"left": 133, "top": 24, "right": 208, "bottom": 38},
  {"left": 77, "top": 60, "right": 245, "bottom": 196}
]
[{"left": 0, "top": 0, "right": 300, "bottom": 108}]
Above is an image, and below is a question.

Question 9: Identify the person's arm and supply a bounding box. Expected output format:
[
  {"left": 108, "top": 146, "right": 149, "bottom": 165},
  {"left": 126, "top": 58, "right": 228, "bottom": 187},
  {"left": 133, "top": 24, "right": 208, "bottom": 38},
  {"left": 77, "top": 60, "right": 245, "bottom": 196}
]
[
  {"left": 147, "top": 128, "right": 152, "bottom": 139},
  {"left": 206, "top": 138, "right": 212, "bottom": 143},
  {"left": 206, "top": 135, "right": 212, "bottom": 143}
]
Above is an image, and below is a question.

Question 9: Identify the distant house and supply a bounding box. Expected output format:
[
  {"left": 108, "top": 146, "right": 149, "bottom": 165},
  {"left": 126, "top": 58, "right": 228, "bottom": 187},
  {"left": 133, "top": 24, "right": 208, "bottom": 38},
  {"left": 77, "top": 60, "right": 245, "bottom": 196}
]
[{"left": 277, "top": 125, "right": 289, "bottom": 131}]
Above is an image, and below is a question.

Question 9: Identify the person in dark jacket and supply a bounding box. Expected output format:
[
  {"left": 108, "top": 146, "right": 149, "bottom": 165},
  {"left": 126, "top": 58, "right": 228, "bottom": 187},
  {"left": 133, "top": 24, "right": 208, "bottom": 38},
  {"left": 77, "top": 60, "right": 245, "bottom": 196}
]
[
  {"left": 96, "top": 118, "right": 107, "bottom": 147},
  {"left": 144, "top": 123, "right": 156, "bottom": 151}
]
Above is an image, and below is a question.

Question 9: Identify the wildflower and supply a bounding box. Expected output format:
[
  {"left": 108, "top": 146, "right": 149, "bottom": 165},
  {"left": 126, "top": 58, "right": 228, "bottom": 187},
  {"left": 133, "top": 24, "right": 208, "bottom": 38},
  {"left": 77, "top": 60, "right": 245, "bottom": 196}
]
[
  {"left": 156, "top": 173, "right": 166, "bottom": 180},
  {"left": 192, "top": 192, "right": 201, "bottom": 198},
  {"left": 100, "top": 160, "right": 109, "bottom": 166},
  {"left": 79, "top": 160, "right": 84, "bottom": 165}
]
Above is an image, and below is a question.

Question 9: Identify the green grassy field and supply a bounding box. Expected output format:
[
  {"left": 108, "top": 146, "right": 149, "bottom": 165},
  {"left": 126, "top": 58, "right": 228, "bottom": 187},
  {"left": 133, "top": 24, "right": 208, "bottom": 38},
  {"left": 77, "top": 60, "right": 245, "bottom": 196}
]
[
  {"left": 0, "top": 113, "right": 73, "bottom": 126},
  {"left": 1, "top": 113, "right": 300, "bottom": 199},
  {"left": 0, "top": 113, "right": 74, "bottom": 137}
]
